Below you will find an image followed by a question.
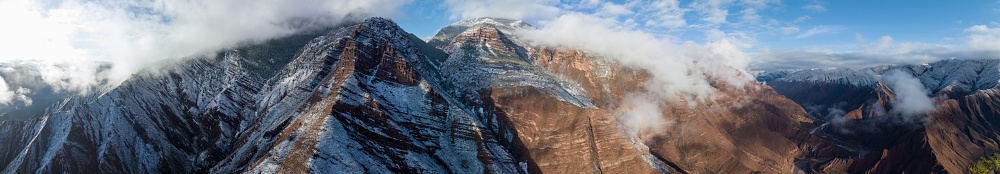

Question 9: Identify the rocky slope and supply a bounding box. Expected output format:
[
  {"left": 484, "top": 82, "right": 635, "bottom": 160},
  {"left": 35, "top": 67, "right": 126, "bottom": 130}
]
[
  {"left": 763, "top": 59, "right": 1000, "bottom": 173},
  {"left": 0, "top": 16, "right": 849, "bottom": 174},
  {"left": 429, "top": 18, "right": 836, "bottom": 173},
  {"left": 2, "top": 17, "right": 535, "bottom": 173}
]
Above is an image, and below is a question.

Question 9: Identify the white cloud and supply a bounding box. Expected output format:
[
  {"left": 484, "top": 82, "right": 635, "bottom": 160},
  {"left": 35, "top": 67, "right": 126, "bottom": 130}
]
[
  {"left": 779, "top": 27, "right": 799, "bottom": 34},
  {"left": 0, "top": 1, "right": 90, "bottom": 64},
  {"left": 802, "top": 4, "right": 826, "bottom": 12},
  {"left": 0, "top": 76, "right": 31, "bottom": 106},
  {"left": 750, "top": 41, "right": 964, "bottom": 71},
  {"left": 754, "top": 24, "right": 1000, "bottom": 71},
  {"left": 520, "top": 13, "right": 751, "bottom": 101},
  {"left": 794, "top": 25, "right": 843, "bottom": 39},
  {"left": 792, "top": 15, "right": 812, "bottom": 23},
  {"left": 690, "top": 0, "right": 734, "bottom": 24},
  {"left": 620, "top": 93, "right": 671, "bottom": 133},
  {"left": 442, "top": 0, "right": 561, "bottom": 21},
  {"left": 643, "top": 0, "right": 688, "bottom": 28},
  {"left": 739, "top": 8, "right": 761, "bottom": 23},
  {"left": 964, "top": 25, "right": 1000, "bottom": 51},
  {"left": 596, "top": 2, "right": 634, "bottom": 17},
  {"left": 572, "top": 0, "right": 603, "bottom": 9},
  {"left": 0, "top": 0, "right": 410, "bottom": 103},
  {"left": 881, "top": 70, "right": 933, "bottom": 119},
  {"left": 866, "top": 35, "right": 896, "bottom": 52}
]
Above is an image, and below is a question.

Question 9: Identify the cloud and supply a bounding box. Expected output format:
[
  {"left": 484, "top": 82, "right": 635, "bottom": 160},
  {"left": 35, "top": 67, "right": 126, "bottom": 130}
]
[
  {"left": 619, "top": 93, "right": 671, "bottom": 134},
  {"left": 689, "top": 0, "right": 734, "bottom": 24},
  {"left": 794, "top": 25, "right": 843, "bottom": 39},
  {"left": 595, "top": 2, "right": 634, "bottom": 17},
  {"left": 0, "top": 76, "right": 31, "bottom": 106},
  {"left": 755, "top": 26, "right": 1000, "bottom": 71},
  {"left": 739, "top": 8, "right": 761, "bottom": 23},
  {"left": 441, "top": 0, "right": 561, "bottom": 21},
  {"left": 802, "top": 4, "right": 826, "bottom": 12},
  {"left": 964, "top": 25, "right": 1000, "bottom": 51},
  {"left": 750, "top": 45, "right": 955, "bottom": 71},
  {"left": 643, "top": 0, "right": 688, "bottom": 28},
  {"left": 792, "top": 15, "right": 812, "bottom": 23},
  {"left": 520, "top": 13, "right": 751, "bottom": 101},
  {"left": 865, "top": 35, "right": 896, "bottom": 52},
  {"left": 801, "top": 0, "right": 827, "bottom": 12},
  {"left": 574, "top": 0, "right": 602, "bottom": 9},
  {"left": 779, "top": 27, "right": 800, "bottom": 34},
  {"left": 0, "top": 0, "right": 409, "bottom": 104},
  {"left": 881, "top": 70, "right": 933, "bottom": 118}
]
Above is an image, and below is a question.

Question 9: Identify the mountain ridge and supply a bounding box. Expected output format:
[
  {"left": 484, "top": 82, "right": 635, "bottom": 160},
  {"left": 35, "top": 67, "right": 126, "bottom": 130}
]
[{"left": 4, "top": 16, "right": 996, "bottom": 174}]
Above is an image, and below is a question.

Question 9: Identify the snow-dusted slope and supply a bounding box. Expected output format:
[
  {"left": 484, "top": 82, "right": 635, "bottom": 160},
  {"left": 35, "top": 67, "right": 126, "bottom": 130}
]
[
  {"left": 215, "top": 17, "right": 532, "bottom": 173},
  {"left": 0, "top": 17, "right": 540, "bottom": 174},
  {"left": 0, "top": 52, "right": 260, "bottom": 173},
  {"left": 438, "top": 23, "right": 595, "bottom": 109}
]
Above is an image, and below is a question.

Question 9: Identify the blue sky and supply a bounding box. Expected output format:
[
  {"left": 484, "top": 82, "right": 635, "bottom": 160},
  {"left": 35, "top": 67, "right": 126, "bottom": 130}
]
[
  {"left": 396, "top": 0, "right": 999, "bottom": 49},
  {"left": 390, "top": 0, "right": 1000, "bottom": 70}
]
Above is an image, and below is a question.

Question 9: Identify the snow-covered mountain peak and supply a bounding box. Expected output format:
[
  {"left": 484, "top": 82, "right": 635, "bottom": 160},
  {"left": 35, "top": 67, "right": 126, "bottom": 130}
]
[
  {"left": 356, "top": 17, "right": 407, "bottom": 36},
  {"left": 773, "top": 68, "right": 880, "bottom": 87},
  {"left": 426, "top": 17, "right": 535, "bottom": 50},
  {"left": 453, "top": 17, "right": 532, "bottom": 29}
]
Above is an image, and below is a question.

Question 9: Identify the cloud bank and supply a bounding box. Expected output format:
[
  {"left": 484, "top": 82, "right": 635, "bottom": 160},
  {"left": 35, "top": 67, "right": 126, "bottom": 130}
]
[
  {"left": 754, "top": 25, "right": 1000, "bottom": 71},
  {"left": 0, "top": 0, "right": 409, "bottom": 107},
  {"left": 0, "top": 76, "right": 31, "bottom": 106},
  {"left": 520, "top": 13, "right": 751, "bottom": 101},
  {"left": 752, "top": 32, "right": 1000, "bottom": 71},
  {"left": 965, "top": 25, "right": 1000, "bottom": 51}
]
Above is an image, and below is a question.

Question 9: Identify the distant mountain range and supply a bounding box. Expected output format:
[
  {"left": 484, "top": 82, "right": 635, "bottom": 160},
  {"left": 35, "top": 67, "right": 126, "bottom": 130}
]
[{"left": 2, "top": 16, "right": 998, "bottom": 173}]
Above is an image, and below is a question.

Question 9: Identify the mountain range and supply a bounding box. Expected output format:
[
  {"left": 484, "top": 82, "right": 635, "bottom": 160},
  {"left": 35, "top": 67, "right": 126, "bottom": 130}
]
[{"left": 1, "top": 16, "right": 998, "bottom": 173}]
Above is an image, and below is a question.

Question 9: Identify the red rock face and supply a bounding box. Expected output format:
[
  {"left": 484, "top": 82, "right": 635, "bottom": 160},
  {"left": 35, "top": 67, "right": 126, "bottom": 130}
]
[
  {"left": 474, "top": 44, "right": 833, "bottom": 173},
  {"left": 642, "top": 79, "right": 818, "bottom": 173},
  {"left": 494, "top": 47, "right": 663, "bottom": 173},
  {"left": 925, "top": 88, "right": 1000, "bottom": 173},
  {"left": 451, "top": 24, "right": 518, "bottom": 54}
]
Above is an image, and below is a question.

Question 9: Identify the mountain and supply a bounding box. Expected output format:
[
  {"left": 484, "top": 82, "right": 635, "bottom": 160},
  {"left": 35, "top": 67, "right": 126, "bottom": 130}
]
[
  {"left": 7, "top": 16, "right": 993, "bottom": 174},
  {"left": 762, "top": 59, "right": 1000, "bottom": 173}
]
